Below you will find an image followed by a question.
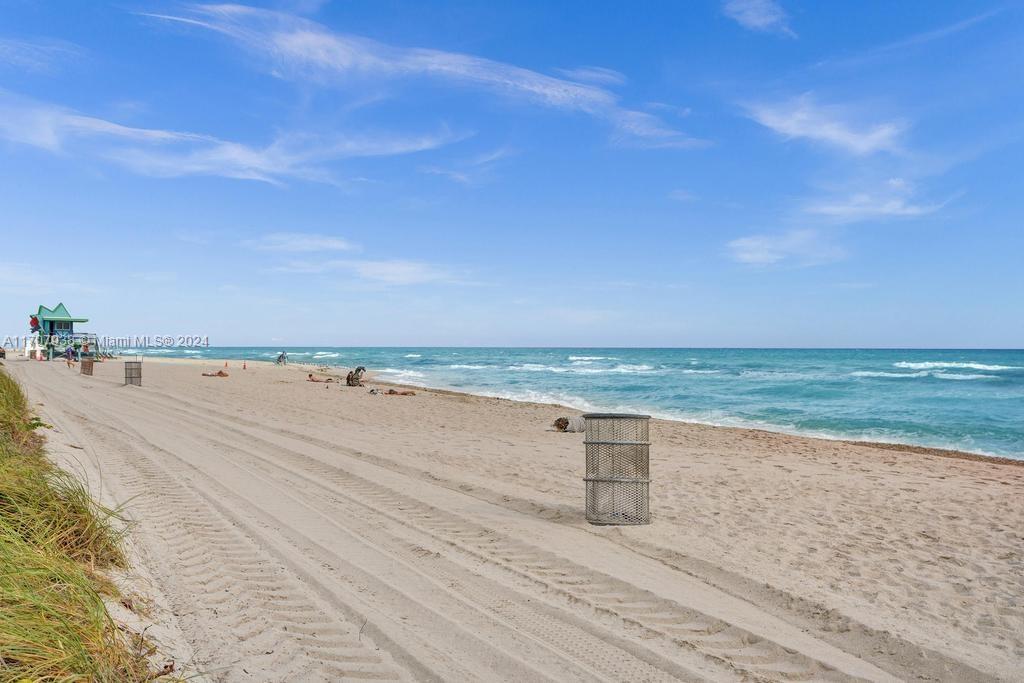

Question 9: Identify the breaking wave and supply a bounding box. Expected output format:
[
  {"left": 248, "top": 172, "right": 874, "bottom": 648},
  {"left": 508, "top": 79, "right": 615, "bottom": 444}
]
[
  {"left": 508, "top": 363, "right": 657, "bottom": 375},
  {"left": 894, "top": 361, "right": 1020, "bottom": 371},
  {"left": 853, "top": 370, "right": 997, "bottom": 381}
]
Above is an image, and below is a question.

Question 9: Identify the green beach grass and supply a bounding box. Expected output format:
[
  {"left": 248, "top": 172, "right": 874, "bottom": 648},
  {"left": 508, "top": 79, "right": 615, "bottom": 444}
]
[{"left": 0, "top": 365, "right": 155, "bottom": 681}]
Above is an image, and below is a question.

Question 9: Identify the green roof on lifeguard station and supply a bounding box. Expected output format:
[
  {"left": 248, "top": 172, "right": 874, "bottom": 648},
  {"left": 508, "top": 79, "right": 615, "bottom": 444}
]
[{"left": 35, "top": 303, "right": 88, "bottom": 323}]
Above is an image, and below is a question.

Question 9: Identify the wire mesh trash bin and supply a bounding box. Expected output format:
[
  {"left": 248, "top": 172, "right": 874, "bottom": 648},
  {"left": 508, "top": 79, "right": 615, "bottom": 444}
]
[
  {"left": 584, "top": 413, "right": 650, "bottom": 525},
  {"left": 80, "top": 358, "right": 94, "bottom": 376},
  {"left": 124, "top": 360, "right": 142, "bottom": 386}
]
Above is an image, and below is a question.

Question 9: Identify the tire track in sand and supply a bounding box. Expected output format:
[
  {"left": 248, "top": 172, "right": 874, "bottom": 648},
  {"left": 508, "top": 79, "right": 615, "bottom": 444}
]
[
  {"left": 28, "top": 379, "right": 418, "bottom": 683},
  {"left": 136, "top": 375, "right": 993, "bottom": 683},
  {"left": 38, "top": 371, "right": 719, "bottom": 682},
  {"left": 90, "top": 377, "right": 890, "bottom": 682}
]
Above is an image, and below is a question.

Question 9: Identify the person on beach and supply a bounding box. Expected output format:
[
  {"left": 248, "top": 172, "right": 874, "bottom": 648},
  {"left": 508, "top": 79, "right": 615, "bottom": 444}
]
[
  {"left": 346, "top": 366, "right": 366, "bottom": 386},
  {"left": 386, "top": 389, "right": 415, "bottom": 396},
  {"left": 307, "top": 373, "right": 334, "bottom": 383},
  {"left": 64, "top": 346, "right": 75, "bottom": 368},
  {"left": 202, "top": 370, "right": 229, "bottom": 377},
  {"left": 276, "top": 352, "right": 288, "bottom": 365}
]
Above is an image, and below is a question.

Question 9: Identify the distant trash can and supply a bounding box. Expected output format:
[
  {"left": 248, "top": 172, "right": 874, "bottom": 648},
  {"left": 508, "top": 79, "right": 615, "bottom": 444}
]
[
  {"left": 583, "top": 413, "right": 650, "bottom": 525},
  {"left": 80, "top": 358, "right": 94, "bottom": 376},
  {"left": 124, "top": 360, "right": 142, "bottom": 387}
]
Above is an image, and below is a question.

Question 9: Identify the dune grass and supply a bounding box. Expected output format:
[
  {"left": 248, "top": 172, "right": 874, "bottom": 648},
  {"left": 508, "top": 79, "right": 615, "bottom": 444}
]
[{"left": 0, "top": 366, "right": 154, "bottom": 681}]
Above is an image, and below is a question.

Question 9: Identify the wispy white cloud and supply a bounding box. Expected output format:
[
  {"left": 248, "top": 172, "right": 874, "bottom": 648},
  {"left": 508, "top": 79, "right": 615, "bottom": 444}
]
[
  {"left": 144, "top": 4, "right": 705, "bottom": 149},
  {"left": 816, "top": 8, "right": 1002, "bottom": 69},
  {"left": 420, "top": 166, "right": 472, "bottom": 184},
  {"left": 420, "top": 146, "right": 515, "bottom": 185},
  {"left": 668, "top": 189, "right": 697, "bottom": 202},
  {"left": 243, "top": 232, "right": 357, "bottom": 252},
  {"left": 273, "top": 258, "right": 461, "bottom": 285},
  {"left": 0, "top": 91, "right": 457, "bottom": 184},
  {"left": 746, "top": 93, "right": 904, "bottom": 155},
  {"left": 0, "top": 91, "right": 200, "bottom": 152},
  {"left": 344, "top": 259, "right": 455, "bottom": 285},
  {"left": 723, "top": 0, "right": 796, "bottom": 38},
  {"left": 609, "top": 110, "right": 708, "bottom": 149},
  {"left": 555, "top": 66, "right": 627, "bottom": 86},
  {"left": 727, "top": 228, "right": 845, "bottom": 266},
  {"left": 645, "top": 102, "right": 692, "bottom": 117},
  {"left": 804, "top": 178, "right": 950, "bottom": 222},
  {"left": 0, "top": 37, "right": 80, "bottom": 72}
]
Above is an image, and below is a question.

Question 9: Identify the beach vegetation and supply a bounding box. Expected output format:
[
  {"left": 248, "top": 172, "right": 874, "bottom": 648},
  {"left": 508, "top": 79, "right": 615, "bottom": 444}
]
[{"left": 0, "top": 368, "right": 156, "bottom": 681}]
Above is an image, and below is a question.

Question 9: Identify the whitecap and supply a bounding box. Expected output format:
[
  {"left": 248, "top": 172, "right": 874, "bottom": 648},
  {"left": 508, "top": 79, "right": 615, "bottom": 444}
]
[
  {"left": 894, "top": 361, "right": 1020, "bottom": 371},
  {"left": 449, "top": 364, "right": 487, "bottom": 369},
  {"left": 615, "top": 364, "right": 655, "bottom": 372},
  {"left": 933, "top": 372, "right": 998, "bottom": 381},
  {"left": 379, "top": 368, "right": 426, "bottom": 378},
  {"left": 740, "top": 370, "right": 822, "bottom": 380},
  {"left": 404, "top": 353, "right": 422, "bottom": 358},
  {"left": 508, "top": 363, "right": 551, "bottom": 372},
  {"left": 851, "top": 371, "right": 930, "bottom": 378},
  {"left": 510, "top": 363, "right": 658, "bottom": 375}
]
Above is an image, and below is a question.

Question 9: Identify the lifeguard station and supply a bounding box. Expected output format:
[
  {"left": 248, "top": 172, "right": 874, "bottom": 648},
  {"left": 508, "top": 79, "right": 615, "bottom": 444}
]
[{"left": 25, "top": 304, "right": 99, "bottom": 360}]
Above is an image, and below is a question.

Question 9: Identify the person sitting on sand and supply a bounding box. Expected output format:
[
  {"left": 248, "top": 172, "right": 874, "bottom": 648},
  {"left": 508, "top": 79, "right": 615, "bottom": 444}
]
[
  {"left": 307, "top": 373, "right": 334, "bottom": 383},
  {"left": 202, "top": 370, "right": 229, "bottom": 377},
  {"left": 346, "top": 366, "right": 366, "bottom": 387},
  {"left": 553, "top": 416, "right": 585, "bottom": 432}
]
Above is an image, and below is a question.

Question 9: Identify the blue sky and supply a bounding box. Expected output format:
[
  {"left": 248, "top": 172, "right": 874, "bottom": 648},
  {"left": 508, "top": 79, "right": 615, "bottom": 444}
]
[{"left": 1, "top": 0, "right": 1021, "bottom": 347}]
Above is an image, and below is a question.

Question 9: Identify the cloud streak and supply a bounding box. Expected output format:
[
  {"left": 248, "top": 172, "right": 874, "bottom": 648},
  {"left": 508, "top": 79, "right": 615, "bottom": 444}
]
[
  {"left": 555, "top": 66, "right": 627, "bottom": 86},
  {"left": 0, "top": 91, "right": 457, "bottom": 184},
  {"left": 0, "top": 37, "right": 80, "bottom": 72},
  {"left": 144, "top": 4, "right": 705, "bottom": 149},
  {"left": 816, "top": 8, "right": 1003, "bottom": 69},
  {"left": 728, "top": 229, "right": 844, "bottom": 266},
  {"left": 273, "top": 258, "right": 461, "bottom": 285},
  {"left": 243, "top": 232, "right": 357, "bottom": 252},
  {"left": 802, "top": 178, "right": 953, "bottom": 223},
  {"left": 747, "top": 94, "right": 904, "bottom": 155},
  {"left": 722, "top": 0, "right": 796, "bottom": 38}
]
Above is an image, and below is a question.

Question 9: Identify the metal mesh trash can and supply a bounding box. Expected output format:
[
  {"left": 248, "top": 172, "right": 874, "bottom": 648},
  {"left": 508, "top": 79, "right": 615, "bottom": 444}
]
[
  {"left": 584, "top": 413, "right": 650, "bottom": 525},
  {"left": 124, "top": 360, "right": 142, "bottom": 386},
  {"left": 80, "top": 358, "right": 94, "bottom": 376}
]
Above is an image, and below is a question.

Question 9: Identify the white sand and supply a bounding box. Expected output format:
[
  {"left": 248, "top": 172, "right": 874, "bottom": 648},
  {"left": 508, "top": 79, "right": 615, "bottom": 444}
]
[{"left": 6, "top": 356, "right": 1022, "bottom": 681}]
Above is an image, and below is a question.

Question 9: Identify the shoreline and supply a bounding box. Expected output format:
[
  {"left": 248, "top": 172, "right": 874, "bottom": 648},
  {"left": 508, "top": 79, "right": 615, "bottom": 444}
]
[{"left": 135, "top": 355, "right": 1024, "bottom": 467}]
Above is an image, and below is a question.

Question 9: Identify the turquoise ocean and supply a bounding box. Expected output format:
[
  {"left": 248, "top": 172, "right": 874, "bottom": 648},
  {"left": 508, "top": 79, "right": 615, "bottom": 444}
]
[{"left": 125, "top": 347, "right": 1024, "bottom": 459}]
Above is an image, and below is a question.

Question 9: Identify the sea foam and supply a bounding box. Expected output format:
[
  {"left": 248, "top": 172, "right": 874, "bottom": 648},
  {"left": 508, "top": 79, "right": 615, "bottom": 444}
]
[{"left": 894, "top": 361, "right": 1020, "bottom": 371}]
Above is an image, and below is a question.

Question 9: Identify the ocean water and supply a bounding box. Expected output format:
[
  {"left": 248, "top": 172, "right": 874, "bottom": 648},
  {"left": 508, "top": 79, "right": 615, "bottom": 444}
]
[{"left": 124, "top": 347, "right": 1024, "bottom": 459}]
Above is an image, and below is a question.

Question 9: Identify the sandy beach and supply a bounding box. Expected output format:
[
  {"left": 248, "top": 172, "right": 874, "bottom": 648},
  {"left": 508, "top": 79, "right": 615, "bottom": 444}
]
[{"left": 5, "top": 355, "right": 1022, "bottom": 682}]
